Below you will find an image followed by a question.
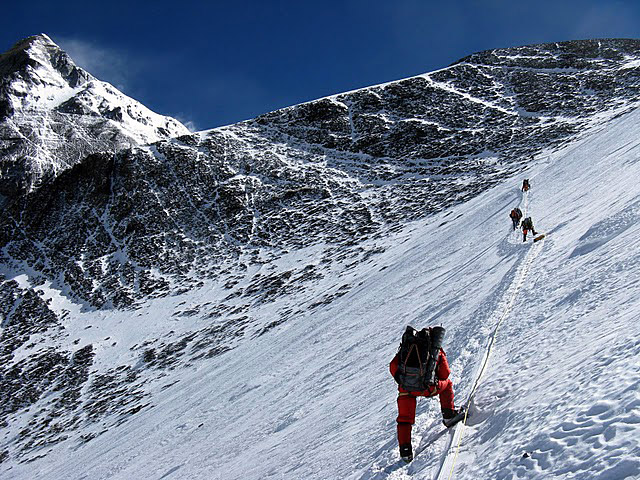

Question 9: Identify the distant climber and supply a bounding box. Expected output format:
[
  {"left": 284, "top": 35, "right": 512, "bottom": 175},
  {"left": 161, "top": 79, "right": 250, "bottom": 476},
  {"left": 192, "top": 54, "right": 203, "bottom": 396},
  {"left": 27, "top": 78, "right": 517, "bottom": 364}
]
[
  {"left": 510, "top": 207, "right": 523, "bottom": 231},
  {"left": 522, "top": 179, "right": 530, "bottom": 192},
  {"left": 521, "top": 216, "right": 538, "bottom": 242},
  {"left": 390, "top": 326, "right": 464, "bottom": 463}
]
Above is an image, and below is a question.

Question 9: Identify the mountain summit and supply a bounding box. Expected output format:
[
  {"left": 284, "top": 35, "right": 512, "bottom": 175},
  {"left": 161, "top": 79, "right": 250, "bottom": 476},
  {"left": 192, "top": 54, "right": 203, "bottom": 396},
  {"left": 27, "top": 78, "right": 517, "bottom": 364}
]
[
  {"left": 0, "top": 34, "right": 93, "bottom": 112},
  {"left": 0, "top": 34, "right": 189, "bottom": 198}
]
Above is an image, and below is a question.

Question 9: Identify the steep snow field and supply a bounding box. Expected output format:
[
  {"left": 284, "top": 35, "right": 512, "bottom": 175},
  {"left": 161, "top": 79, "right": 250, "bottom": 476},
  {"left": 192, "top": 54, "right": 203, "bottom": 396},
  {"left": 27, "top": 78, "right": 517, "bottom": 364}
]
[{"left": 6, "top": 108, "right": 640, "bottom": 479}]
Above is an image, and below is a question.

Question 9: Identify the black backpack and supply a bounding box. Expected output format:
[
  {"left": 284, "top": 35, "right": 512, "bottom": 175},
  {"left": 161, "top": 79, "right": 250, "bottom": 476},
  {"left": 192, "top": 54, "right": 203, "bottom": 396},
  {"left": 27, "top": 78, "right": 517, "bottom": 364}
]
[{"left": 394, "top": 326, "right": 445, "bottom": 391}]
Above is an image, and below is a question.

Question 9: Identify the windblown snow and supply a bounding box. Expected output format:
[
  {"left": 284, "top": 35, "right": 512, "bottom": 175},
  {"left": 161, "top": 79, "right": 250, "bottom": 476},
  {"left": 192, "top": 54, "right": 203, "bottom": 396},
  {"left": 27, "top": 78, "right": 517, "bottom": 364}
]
[{"left": 4, "top": 89, "right": 640, "bottom": 479}]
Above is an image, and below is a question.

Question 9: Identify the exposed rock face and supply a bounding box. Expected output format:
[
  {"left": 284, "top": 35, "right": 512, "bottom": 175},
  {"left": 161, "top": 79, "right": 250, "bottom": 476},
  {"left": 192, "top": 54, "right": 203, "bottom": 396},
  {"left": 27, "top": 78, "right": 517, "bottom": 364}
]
[
  {"left": 5, "top": 40, "right": 640, "bottom": 310},
  {"left": 257, "top": 39, "right": 640, "bottom": 161},
  {"left": 1, "top": 37, "right": 640, "bottom": 464},
  {"left": 0, "top": 34, "right": 189, "bottom": 199}
]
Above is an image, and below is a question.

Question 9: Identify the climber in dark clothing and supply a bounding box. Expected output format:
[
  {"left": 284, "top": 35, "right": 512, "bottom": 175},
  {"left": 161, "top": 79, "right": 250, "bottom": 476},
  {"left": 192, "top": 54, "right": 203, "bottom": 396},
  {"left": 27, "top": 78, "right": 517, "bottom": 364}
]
[
  {"left": 521, "top": 217, "right": 537, "bottom": 241},
  {"left": 509, "top": 208, "right": 523, "bottom": 231},
  {"left": 522, "top": 179, "right": 530, "bottom": 192}
]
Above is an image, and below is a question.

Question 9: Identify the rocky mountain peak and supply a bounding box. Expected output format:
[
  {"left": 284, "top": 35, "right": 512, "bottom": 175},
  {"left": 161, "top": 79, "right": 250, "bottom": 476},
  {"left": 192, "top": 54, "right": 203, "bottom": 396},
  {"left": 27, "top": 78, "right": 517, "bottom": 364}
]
[
  {"left": 0, "top": 34, "right": 93, "bottom": 114},
  {"left": 0, "top": 34, "right": 189, "bottom": 198},
  {"left": 454, "top": 38, "right": 640, "bottom": 69}
]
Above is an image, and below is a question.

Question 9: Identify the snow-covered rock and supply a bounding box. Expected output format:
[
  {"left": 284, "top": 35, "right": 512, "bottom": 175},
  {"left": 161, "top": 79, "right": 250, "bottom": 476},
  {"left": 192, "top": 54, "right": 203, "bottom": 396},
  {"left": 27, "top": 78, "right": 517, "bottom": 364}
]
[{"left": 0, "top": 34, "right": 189, "bottom": 198}]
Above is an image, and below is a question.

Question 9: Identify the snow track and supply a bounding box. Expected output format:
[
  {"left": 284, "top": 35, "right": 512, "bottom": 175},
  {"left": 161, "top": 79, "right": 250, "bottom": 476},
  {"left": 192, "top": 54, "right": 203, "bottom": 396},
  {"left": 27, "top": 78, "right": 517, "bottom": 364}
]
[
  {"left": 436, "top": 233, "right": 545, "bottom": 480},
  {"left": 433, "top": 189, "right": 543, "bottom": 480}
]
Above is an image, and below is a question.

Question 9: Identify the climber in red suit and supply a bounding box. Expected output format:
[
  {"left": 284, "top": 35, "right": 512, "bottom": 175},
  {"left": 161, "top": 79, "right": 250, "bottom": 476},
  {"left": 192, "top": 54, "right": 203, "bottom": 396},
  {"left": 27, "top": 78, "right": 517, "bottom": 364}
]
[{"left": 389, "top": 346, "right": 459, "bottom": 461}]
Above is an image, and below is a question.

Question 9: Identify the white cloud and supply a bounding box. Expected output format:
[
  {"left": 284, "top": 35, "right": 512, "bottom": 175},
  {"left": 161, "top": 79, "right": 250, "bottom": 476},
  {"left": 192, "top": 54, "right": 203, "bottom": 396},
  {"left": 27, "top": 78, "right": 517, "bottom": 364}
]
[{"left": 174, "top": 114, "right": 199, "bottom": 133}]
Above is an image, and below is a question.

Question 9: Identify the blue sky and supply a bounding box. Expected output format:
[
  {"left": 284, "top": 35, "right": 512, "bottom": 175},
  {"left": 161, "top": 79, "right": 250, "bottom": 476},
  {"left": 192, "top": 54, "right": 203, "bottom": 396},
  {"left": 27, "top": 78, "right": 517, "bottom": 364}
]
[{"left": 4, "top": 0, "right": 640, "bottom": 131}]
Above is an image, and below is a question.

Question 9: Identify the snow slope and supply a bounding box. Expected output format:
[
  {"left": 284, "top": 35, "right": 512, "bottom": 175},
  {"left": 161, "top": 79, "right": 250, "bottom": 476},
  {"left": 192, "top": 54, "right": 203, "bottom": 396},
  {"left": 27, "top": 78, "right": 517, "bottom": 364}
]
[{"left": 5, "top": 105, "right": 640, "bottom": 479}]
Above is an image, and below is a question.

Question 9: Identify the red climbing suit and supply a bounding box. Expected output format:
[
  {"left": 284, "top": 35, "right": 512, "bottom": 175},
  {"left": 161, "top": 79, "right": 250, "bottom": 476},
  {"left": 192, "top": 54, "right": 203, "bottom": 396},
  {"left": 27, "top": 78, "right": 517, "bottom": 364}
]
[{"left": 389, "top": 349, "right": 455, "bottom": 445}]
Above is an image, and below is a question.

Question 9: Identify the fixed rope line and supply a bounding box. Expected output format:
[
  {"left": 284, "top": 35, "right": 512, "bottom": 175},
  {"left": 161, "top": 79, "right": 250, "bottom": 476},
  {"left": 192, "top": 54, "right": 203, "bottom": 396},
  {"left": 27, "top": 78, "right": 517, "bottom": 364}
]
[{"left": 436, "top": 234, "right": 545, "bottom": 480}]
